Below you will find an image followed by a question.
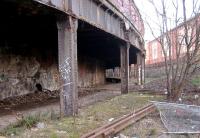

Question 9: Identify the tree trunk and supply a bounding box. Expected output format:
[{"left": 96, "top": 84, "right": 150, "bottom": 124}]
[{"left": 169, "top": 85, "right": 182, "bottom": 101}]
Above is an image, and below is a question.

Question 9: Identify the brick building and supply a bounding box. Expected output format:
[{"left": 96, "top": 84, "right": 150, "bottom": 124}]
[{"left": 146, "top": 14, "right": 200, "bottom": 65}]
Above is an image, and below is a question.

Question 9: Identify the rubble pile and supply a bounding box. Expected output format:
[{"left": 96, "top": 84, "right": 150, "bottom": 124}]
[{"left": 0, "top": 90, "right": 59, "bottom": 109}]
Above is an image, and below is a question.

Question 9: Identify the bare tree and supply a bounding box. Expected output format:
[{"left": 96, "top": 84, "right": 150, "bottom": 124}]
[{"left": 146, "top": 0, "right": 200, "bottom": 100}]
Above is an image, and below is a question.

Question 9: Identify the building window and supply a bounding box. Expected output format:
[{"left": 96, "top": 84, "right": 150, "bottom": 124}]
[
  {"left": 152, "top": 42, "right": 158, "bottom": 60},
  {"left": 178, "top": 28, "right": 186, "bottom": 53},
  {"left": 145, "top": 44, "right": 149, "bottom": 61},
  {"left": 178, "top": 27, "right": 192, "bottom": 53},
  {"left": 162, "top": 37, "right": 170, "bottom": 57}
]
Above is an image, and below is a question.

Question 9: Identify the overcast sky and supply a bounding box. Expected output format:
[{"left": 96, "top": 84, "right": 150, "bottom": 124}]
[{"left": 134, "top": 0, "right": 200, "bottom": 42}]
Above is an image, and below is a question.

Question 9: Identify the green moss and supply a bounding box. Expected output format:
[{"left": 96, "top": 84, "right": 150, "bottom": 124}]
[
  {"left": 1, "top": 125, "right": 25, "bottom": 136},
  {"left": 1, "top": 111, "right": 59, "bottom": 136},
  {"left": 50, "top": 133, "right": 58, "bottom": 138},
  {"left": 148, "top": 128, "right": 157, "bottom": 136},
  {"left": 0, "top": 115, "right": 40, "bottom": 136},
  {"left": 191, "top": 76, "right": 200, "bottom": 86}
]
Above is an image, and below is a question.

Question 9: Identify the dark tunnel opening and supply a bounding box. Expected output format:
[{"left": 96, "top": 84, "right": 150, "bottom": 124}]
[
  {"left": 0, "top": 0, "right": 59, "bottom": 99},
  {"left": 77, "top": 21, "right": 139, "bottom": 85}
]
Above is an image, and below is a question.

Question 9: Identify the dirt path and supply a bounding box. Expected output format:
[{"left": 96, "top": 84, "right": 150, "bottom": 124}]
[
  {"left": 0, "top": 90, "right": 120, "bottom": 131},
  {"left": 0, "top": 83, "right": 143, "bottom": 131}
]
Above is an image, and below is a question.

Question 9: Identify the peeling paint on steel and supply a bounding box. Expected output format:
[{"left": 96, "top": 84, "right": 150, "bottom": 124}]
[{"left": 33, "top": 0, "right": 144, "bottom": 51}]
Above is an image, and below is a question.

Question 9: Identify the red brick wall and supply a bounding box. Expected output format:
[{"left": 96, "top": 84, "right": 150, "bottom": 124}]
[{"left": 145, "top": 14, "right": 200, "bottom": 65}]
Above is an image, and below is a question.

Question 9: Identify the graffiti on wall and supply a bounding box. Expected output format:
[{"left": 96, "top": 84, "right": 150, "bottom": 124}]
[{"left": 59, "top": 57, "right": 72, "bottom": 86}]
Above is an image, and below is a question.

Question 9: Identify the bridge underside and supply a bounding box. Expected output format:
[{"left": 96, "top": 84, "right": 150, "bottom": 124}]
[{"left": 0, "top": 0, "right": 145, "bottom": 116}]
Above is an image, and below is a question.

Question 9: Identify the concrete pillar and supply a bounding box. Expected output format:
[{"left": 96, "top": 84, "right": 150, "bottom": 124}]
[
  {"left": 57, "top": 16, "right": 78, "bottom": 117},
  {"left": 142, "top": 55, "right": 145, "bottom": 84},
  {"left": 137, "top": 52, "right": 142, "bottom": 85},
  {"left": 137, "top": 52, "right": 145, "bottom": 85},
  {"left": 120, "top": 43, "right": 130, "bottom": 94}
]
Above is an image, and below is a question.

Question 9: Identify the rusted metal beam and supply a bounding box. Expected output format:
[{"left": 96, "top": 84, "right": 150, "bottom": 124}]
[
  {"left": 57, "top": 15, "right": 78, "bottom": 117},
  {"left": 81, "top": 104, "right": 156, "bottom": 138},
  {"left": 33, "top": 0, "right": 144, "bottom": 51},
  {"left": 120, "top": 43, "right": 130, "bottom": 94}
]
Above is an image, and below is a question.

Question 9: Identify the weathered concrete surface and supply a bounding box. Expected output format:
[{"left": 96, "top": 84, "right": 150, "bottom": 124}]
[
  {"left": 0, "top": 50, "right": 107, "bottom": 101},
  {"left": 57, "top": 15, "right": 78, "bottom": 116},
  {"left": 120, "top": 44, "right": 130, "bottom": 94},
  {"left": 0, "top": 54, "right": 59, "bottom": 100},
  {"left": 78, "top": 56, "right": 105, "bottom": 88},
  {"left": 135, "top": 52, "right": 145, "bottom": 85}
]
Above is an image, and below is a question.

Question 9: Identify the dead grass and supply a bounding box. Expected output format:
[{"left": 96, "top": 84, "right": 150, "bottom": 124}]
[
  {"left": 120, "top": 112, "right": 165, "bottom": 137},
  {"left": 0, "top": 110, "right": 59, "bottom": 137},
  {"left": 3, "top": 92, "right": 164, "bottom": 138}
]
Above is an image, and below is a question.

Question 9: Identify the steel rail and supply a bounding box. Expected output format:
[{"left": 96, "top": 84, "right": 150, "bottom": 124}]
[{"left": 81, "top": 104, "right": 156, "bottom": 138}]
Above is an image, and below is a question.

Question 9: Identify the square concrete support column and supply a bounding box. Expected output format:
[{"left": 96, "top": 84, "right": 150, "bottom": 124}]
[
  {"left": 137, "top": 52, "right": 145, "bottom": 85},
  {"left": 120, "top": 43, "right": 130, "bottom": 94},
  {"left": 137, "top": 52, "right": 142, "bottom": 85},
  {"left": 141, "top": 55, "right": 145, "bottom": 84},
  {"left": 57, "top": 16, "right": 78, "bottom": 117}
]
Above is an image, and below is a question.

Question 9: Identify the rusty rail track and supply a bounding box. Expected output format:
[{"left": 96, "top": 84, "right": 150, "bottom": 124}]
[{"left": 81, "top": 104, "right": 156, "bottom": 138}]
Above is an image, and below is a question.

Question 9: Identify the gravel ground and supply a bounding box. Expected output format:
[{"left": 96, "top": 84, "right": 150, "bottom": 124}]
[
  {"left": 119, "top": 112, "right": 166, "bottom": 138},
  {"left": 11, "top": 93, "right": 163, "bottom": 137},
  {"left": 1, "top": 77, "right": 200, "bottom": 136},
  {"left": 0, "top": 90, "right": 121, "bottom": 131},
  {"left": 119, "top": 111, "right": 200, "bottom": 138}
]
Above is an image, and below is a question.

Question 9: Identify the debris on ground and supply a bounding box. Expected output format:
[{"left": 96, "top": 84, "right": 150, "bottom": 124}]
[
  {"left": 36, "top": 122, "right": 45, "bottom": 129},
  {"left": 120, "top": 112, "right": 165, "bottom": 138},
  {"left": 0, "top": 85, "right": 120, "bottom": 113},
  {"left": 0, "top": 90, "right": 59, "bottom": 110},
  {"left": 108, "top": 118, "right": 114, "bottom": 122},
  {"left": 55, "top": 130, "right": 67, "bottom": 134},
  {"left": 31, "top": 128, "right": 38, "bottom": 132},
  {"left": 153, "top": 101, "right": 200, "bottom": 134},
  {"left": 4, "top": 93, "right": 163, "bottom": 137}
]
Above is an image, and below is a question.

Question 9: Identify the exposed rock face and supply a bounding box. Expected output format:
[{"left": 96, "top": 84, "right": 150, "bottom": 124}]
[
  {"left": 0, "top": 54, "right": 59, "bottom": 100},
  {"left": 0, "top": 51, "right": 106, "bottom": 100}
]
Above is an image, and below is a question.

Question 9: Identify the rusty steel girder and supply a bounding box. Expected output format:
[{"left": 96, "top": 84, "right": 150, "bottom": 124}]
[{"left": 33, "top": 0, "right": 144, "bottom": 51}]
